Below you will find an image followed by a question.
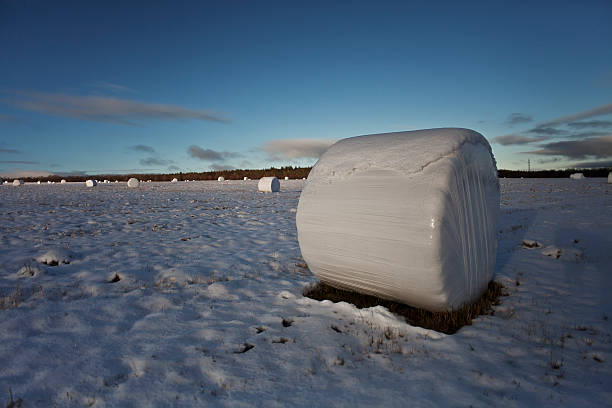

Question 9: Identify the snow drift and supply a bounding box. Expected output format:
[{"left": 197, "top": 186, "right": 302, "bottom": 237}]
[
  {"left": 258, "top": 176, "right": 280, "bottom": 192},
  {"left": 127, "top": 178, "right": 139, "bottom": 188},
  {"left": 296, "top": 128, "right": 500, "bottom": 311}
]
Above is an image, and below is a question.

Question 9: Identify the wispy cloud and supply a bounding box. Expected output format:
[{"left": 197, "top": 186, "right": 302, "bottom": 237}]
[
  {"left": 187, "top": 145, "right": 241, "bottom": 161},
  {"left": 526, "top": 135, "right": 612, "bottom": 159},
  {"left": 167, "top": 165, "right": 180, "bottom": 172},
  {"left": 505, "top": 113, "right": 533, "bottom": 126},
  {"left": 261, "top": 138, "right": 336, "bottom": 161},
  {"left": 491, "top": 134, "right": 552, "bottom": 146},
  {"left": 91, "top": 81, "right": 136, "bottom": 94},
  {"left": 566, "top": 120, "right": 612, "bottom": 129},
  {"left": 540, "top": 102, "right": 612, "bottom": 127},
  {"left": 0, "top": 160, "right": 39, "bottom": 164},
  {"left": 210, "top": 163, "right": 235, "bottom": 171},
  {"left": 128, "top": 144, "right": 156, "bottom": 154},
  {"left": 139, "top": 157, "right": 173, "bottom": 167},
  {"left": 4, "top": 91, "right": 229, "bottom": 125},
  {"left": 572, "top": 159, "right": 612, "bottom": 168},
  {"left": 526, "top": 126, "right": 567, "bottom": 136},
  {"left": 0, "top": 148, "right": 21, "bottom": 154}
]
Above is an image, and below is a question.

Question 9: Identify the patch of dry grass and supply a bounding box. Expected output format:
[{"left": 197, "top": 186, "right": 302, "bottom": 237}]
[{"left": 304, "top": 280, "right": 506, "bottom": 334}]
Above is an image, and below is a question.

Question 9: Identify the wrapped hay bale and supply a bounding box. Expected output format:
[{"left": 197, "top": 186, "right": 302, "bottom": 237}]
[
  {"left": 13, "top": 179, "right": 24, "bottom": 186},
  {"left": 218, "top": 176, "right": 225, "bottom": 181},
  {"left": 284, "top": 176, "right": 290, "bottom": 180},
  {"left": 296, "top": 128, "right": 500, "bottom": 312},
  {"left": 608, "top": 172, "right": 612, "bottom": 184},
  {"left": 244, "top": 176, "right": 249, "bottom": 181},
  {"left": 171, "top": 178, "right": 178, "bottom": 183},
  {"left": 127, "top": 178, "right": 139, "bottom": 188},
  {"left": 570, "top": 173, "right": 585, "bottom": 179},
  {"left": 258, "top": 176, "right": 280, "bottom": 192},
  {"left": 61, "top": 179, "right": 66, "bottom": 184},
  {"left": 85, "top": 179, "right": 97, "bottom": 187}
]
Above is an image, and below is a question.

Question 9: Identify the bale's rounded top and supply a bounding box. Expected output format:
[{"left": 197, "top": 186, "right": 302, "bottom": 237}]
[
  {"left": 127, "top": 178, "right": 139, "bottom": 187},
  {"left": 310, "top": 128, "right": 492, "bottom": 182}
]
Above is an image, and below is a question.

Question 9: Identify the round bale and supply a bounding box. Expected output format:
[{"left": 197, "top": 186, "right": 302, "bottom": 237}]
[
  {"left": 258, "top": 176, "right": 280, "bottom": 192},
  {"left": 296, "top": 128, "right": 500, "bottom": 312},
  {"left": 127, "top": 178, "right": 139, "bottom": 188},
  {"left": 85, "top": 179, "right": 97, "bottom": 187}
]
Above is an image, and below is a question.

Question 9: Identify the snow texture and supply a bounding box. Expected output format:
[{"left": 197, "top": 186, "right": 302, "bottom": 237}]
[
  {"left": 570, "top": 173, "right": 585, "bottom": 180},
  {"left": 85, "top": 179, "right": 97, "bottom": 187},
  {"left": 258, "top": 176, "right": 280, "bottom": 192},
  {"left": 1, "top": 178, "right": 611, "bottom": 407},
  {"left": 297, "top": 128, "right": 500, "bottom": 311},
  {"left": 127, "top": 178, "right": 140, "bottom": 188}
]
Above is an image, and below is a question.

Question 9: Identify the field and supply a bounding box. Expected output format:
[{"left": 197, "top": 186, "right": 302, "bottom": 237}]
[{"left": 1, "top": 178, "right": 610, "bottom": 407}]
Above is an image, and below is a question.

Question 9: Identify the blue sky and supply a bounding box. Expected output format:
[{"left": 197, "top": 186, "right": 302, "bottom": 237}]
[{"left": 1, "top": 0, "right": 611, "bottom": 177}]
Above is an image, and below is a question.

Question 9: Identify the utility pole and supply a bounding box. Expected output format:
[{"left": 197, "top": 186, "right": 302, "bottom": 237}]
[{"left": 528, "top": 158, "right": 531, "bottom": 172}]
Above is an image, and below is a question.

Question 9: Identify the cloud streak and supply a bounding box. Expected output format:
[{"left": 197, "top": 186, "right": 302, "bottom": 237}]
[
  {"left": 187, "top": 145, "right": 241, "bottom": 161},
  {"left": 526, "top": 135, "right": 612, "bottom": 159},
  {"left": 261, "top": 138, "right": 336, "bottom": 160},
  {"left": 139, "top": 157, "right": 173, "bottom": 167},
  {"left": 0, "top": 148, "right": 21, "bottom": 154},
  {"left": 129, "top": 144, "right": 156, "bottom": 154},
  {"left": 566, "top": 120, "right": 612, "bottom": 129},
  {"left": 505, "top": 113, "right": 533, "bottom": 126},
  {"left": 4, "top": 91, "right": 229, "bottom": 125},
  {"left": 540, "top": 102, "right": 612, "bottom": 127},
  {"left": 491, "top": 134, "right": 552, "bottom": 146},
  {"left": 0, "top": 160, "right": 39, "bottom": 164}
]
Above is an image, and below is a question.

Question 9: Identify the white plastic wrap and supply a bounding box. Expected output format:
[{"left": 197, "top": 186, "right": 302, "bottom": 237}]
[
  {"left": 61, "top": 179, "right": 66, "bottom": 184},
  {"left": 218, "top": 176, "right": 225, "bottom": 181},
  {"left": 13, "top": 179, "right": 23, "bottom": 186},
  {"left": 258, "top": 177, "right": 280, "bottom": 192},
  {"left": 85, "top": 179, "right": 97, "bottom": 187},
  {"left": 127, "top": 178, "right": 140, "bottom": 188},
  {"left": 171, "top": 178, "right": 178, "bottom": 183},
  {"left": 570, "top": 173, "right": 585, "bottom": 179},
  {"left": 296, "top": 128, "right": 500, "bottom": 311}
]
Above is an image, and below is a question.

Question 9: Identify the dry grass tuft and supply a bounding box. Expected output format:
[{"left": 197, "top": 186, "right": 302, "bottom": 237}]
[{"left": 304, "top": 280, "right": 506, "bottom": 334}]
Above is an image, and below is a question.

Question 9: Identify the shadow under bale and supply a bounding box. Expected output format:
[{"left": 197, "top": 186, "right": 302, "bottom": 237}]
[{"left": 303, "top": 280, "right": 506, "bottom": 335}]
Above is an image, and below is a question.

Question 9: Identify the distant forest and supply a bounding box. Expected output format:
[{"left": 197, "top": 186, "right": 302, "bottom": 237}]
[{"left": 12, "top": 166, "right": 612, "bottom": 183}]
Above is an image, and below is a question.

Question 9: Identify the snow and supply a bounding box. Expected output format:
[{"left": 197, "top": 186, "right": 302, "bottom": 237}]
[
  {"left": 258, "top": 176, "right": 280, "bottom": 192},
  {"left": 297, "top": 128, "right": 499, "bottom": 311},
  {"left": 0, "top": 178, "right": 611, "bottom": 406},
  {"left": 127, "top": 178, "right": 140, "bottom": 188}
]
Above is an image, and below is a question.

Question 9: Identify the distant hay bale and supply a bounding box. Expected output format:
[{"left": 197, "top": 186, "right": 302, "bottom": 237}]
[
  {"left": 284, "top": 176, "right": 290, "bottom": 180},
  {"left": 85, "top": 179, "right": 97, "bottom": 187},
  {"left": 244, "top": 176, "right": 249, "bottom": 180},
  {"left": 296, "top": 128, "right": 499, "bottom": 312},
  {"left": 608, "top": 172, "right": 611, "bottom": 184},
  {"left": 61, "top": 179, "right": 66, "bottom": 184},
  {"left": 218, "top": 176, "right": 225, "bottom": 181},
  {"left": 47, "top": 181, "right": 52, "bottom": 184},
  {"left": 171, "top": 178, "right": 178, "bottom": 183},
  {"left": 258, "top": 176, "right": 280, "bottom": 192},
  {"left": 127, "top": 178, "right": 140, "bottom": 188},
  {"left": 37, "top": 180, "right": 41, "bottom": 184},
  {"left": 13, "top": 179, "right": 24, "bottom": 186},
  {"left": 570, "top": 173, "right": 585, "bottom": 180}
]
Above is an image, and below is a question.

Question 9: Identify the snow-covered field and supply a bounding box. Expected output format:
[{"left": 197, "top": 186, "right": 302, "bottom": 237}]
[{"left": 1, "top": 178, "right": 610, "bottom": 407}]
